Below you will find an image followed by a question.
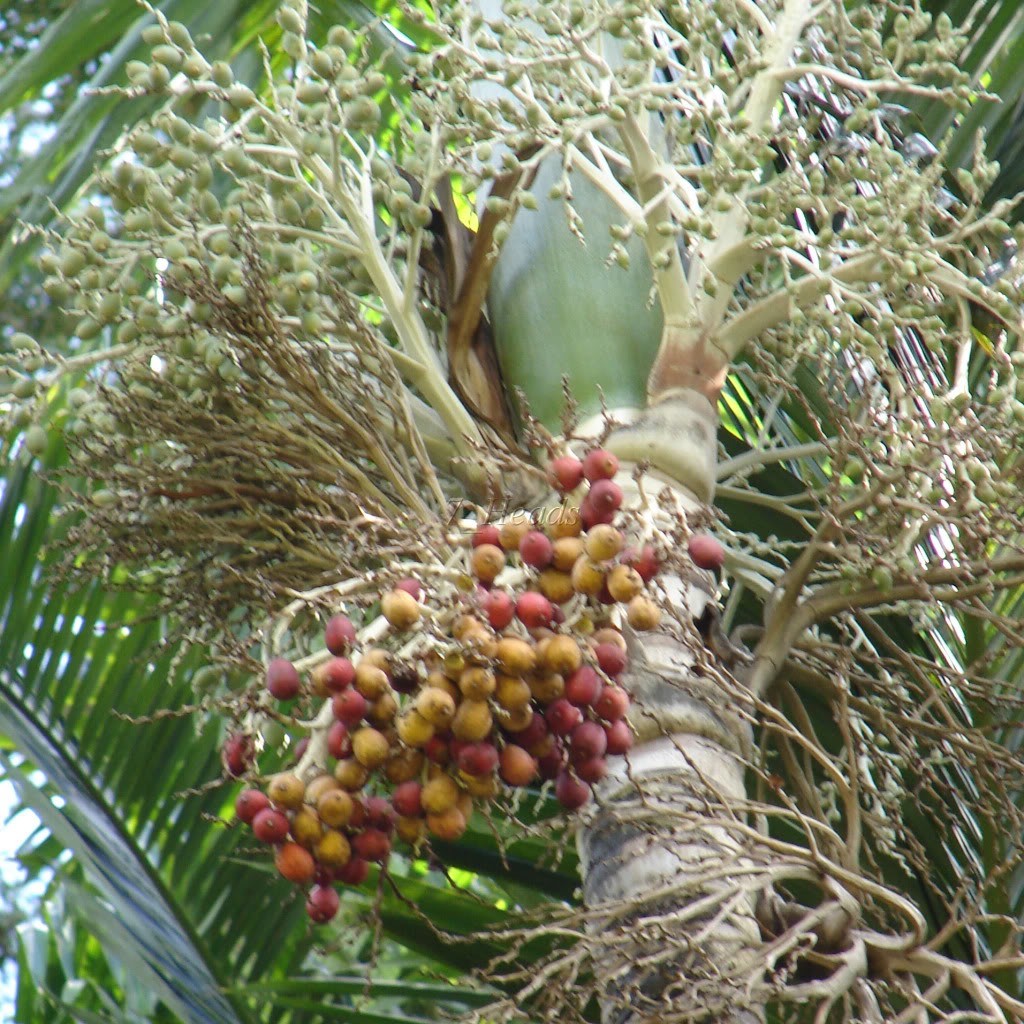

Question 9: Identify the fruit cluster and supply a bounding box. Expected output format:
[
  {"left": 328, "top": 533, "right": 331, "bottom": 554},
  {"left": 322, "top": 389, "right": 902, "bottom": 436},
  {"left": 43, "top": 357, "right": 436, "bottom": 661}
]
[{"left": 230, "top": 449, "right": 725, "bottom": 923}]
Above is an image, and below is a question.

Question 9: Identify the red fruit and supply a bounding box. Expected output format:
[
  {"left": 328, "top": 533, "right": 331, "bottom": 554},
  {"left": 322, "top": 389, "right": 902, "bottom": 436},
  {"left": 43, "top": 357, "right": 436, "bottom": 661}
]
[
  {"left": 627, "top": 544, "right": 660, "bottom": 582},
  {"left": 448, "top": 737, "right": 470, "bottom": 764},
  {"left": 587, "top": 478, "right": 623, "bottom": 516},
  {"left": 511, "top": 711, "right": 548, "bottom": 749},
  {"left": 605, "top": 718, "right": 634, "bottom": 754},
  {"left": 348, "top": 798, "right": 367, "bottom": 830},
  {"left": 275, "top": 842, "right": 315, "bottom": 883},
  {"left": 392, "top": 781, "right": 423, "bottom": 818},
  {"left": 327, "top": 721, "right": 351, "bottom": 759},
  {"left": 365, "top": 797, "right": 396, "bottom": 834},
  {"left": 555, "top": 770, "right": 591, "bottom": 809},
  {"left": 500, "top": 744, "right": 538, "bottom": 786},
  {"left": 337, "top": 856, "right": 369, "bottom": 885},
  {"left": 252, "top": 807, "right": 290, "bottom": 843},
  {"left": 688, "top": 533, "right": 725, "bottom": 571},
  {"left": 223, "top": 734, "right": 253, "bottom": 777},
  {"left": 575, "top": 755, "right": 608, "bottom": 784},
  {"left": 594, "top": 685, "right": 630, "bottom": 722},
  {"left": 294, "top": 737, "right": 309, "bottom": 760},
  {"left": 483, "top": 589, "right": 515, "bottom": 630},
  {"left": 323, "top": 657, "right": 355, "bottom": 692},
  {"left": 353, "top": 827, "right": 392, "bottom": 863},
  {"left": 267, "top": 658, "right": 301, "bottom": 700},
  {"left": 582, "top": 448, "right": 618, "bottom": 482},
  {"left": 424, "top": 734, "right": 450, "bottom": 764},
  {"left": 306, "top": 884, "right": 340, "bottom": 923},
  {"left": 519, "top": 530, "right": 554, "bottom": 569},
  {"left": 546, "top": 698, "right": 583, "bottom": 736},
  {"left": 537, "top": 741, "right": 565, "bottom": 779},
  {"left": 235, "top": 788, "right": 269, "bottom": 823},
  {"left": 550, "top": 455, "right": 585, "bottom": 492},
  {"left": 580, "top": 495, "right": 614, "bottom": 530},
  {"left": 332, "top": 688, "right": 368, "bottom": 726},
  {"left": 314, "top": 865, "right": 336, "bottom": 887},
  {"left": 565, "top": 666, "right": 601, "bottom": 707},
  {"left": 516, "top": 591, "right": 553, "bottom": 629},
  {"left": 472, "top": 524, "right": 501, "bottom": 548},
  {"left": 396, "top": 577, "right": 422, "bottom": 600},
  {"left": 458, "top": 742, "right": 499, "bottom": 776},
  {"left": 594, "top": 643, "right": 627, "bottom": 677},
  {"left": 325, "top": 614, "right": 356, "bottom": 655},
  {"left": 551, "top": 605, "right": 566, "bottom": 624},
  {"left": 570, "top": 720, "right": 608, "bottom": 760}
]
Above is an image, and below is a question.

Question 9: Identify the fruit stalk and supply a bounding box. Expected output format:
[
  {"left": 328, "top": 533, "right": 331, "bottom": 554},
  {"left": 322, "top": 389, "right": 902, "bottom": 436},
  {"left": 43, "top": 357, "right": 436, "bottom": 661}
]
[{"left": 574, "top": 395, "right": 762, "bottom": 1024}]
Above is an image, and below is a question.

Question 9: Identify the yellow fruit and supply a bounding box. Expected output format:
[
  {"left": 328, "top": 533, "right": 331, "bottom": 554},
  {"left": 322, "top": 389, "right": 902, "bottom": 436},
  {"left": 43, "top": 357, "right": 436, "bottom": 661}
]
[
  {"left": 315, "top": 829, "right": 352, "bottom": 868},
  {"left": 422, "top": 773, "right": 459, "bottom": 814},
  {"left": 495, "top": 637, "right": 537, "bottom": 674},
  {"left": 268, "top": 772, "right": 305, "bottom": 809},
  {"left": 552, "top": 536, "right": 585, "bottom": 571},
  {"left": 607, "top": 564, "right": 644, "bottom": 602},
  {"left": 396, "top": 709, "right": 435, "bottom": 747},
  {"left": 452, "top": 614, "right": 486, "bottom": 641},
  {"left": 529, "top": 671, "right": 565, "bottom": 703},
  {"left": 354, "top": 663, "right": 390, "bottom": 699},
  {"left": 317, "top": 788, "right": 355, "bottom": 827},
  {"left": 498, "top": 516, "right": 531, "bottom": 552},
  {"left": 384, "top": 747, "right": 424, "bottom": 784},
  {"left": 451, "top": 698, "right": 493, "bottom": 741},
  {"left": 495, "top": 674, "right": 532, "bottom": 710},
  {"left": 396, "top": 815, "right": 426, "bottom": 844},
  {"left": 571, "top": 555, "right": 605, "bottom": 595},
  {"left": 470, "top": 544, "right": 505, "bottom": 582},
  {"left": 627, "top": 595, "right": 661, "bottom": 630},
  {"left": 541, "top": 635, "right": 582, "bottom": 675},
  {"left": 538, "top": 568, "right": 575, "bottom": 604},
  {"left": 426, "top": 670, "right": 460, "bottom": 701},
  {"left": 548, "top": 506, "right": 582, "bottom": 538},
  {"left": 368, "top": 692, "right": 398, "bottom": 727},
  {"left": 461, "top": 772, "right": 498, "bottom": 798},
  {"left": 494, "top": 702, "right": 533, "bottom": 732},
  {"left": 382, "top": 588, "right": 420, "bottom": 629},
  {"left": 352, "top": 727, "right": 390, "bottom": 768},
  {"left": 584, "top": 524, "right": 624, "bottom": 561},
  {"left": 427, "top": 806, "right": 467, "bottom": 840},
  {"left": 416, "top": 687, "right": 457, "bottom": 728},
  {"left": 304, "top": 774, "right": 340, "bottom": 805},
  {"left": 290, "top": 805, "right": 323, "bottom": 847},
  {"left": 361, "top": 647, "right": 393, "bottom": 672},
  {"left": 334, "top": 758, "right": 370, "bottom": 791},
  {"left": 459, "top": 666, "right": 496, "bottom": 700}
]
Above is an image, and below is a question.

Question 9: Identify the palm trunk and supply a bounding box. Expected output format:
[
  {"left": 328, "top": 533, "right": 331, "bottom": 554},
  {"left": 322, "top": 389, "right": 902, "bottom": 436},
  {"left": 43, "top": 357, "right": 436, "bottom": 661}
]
[{"left": 571, "top": 396, "right": 762, "bottom": 1024}]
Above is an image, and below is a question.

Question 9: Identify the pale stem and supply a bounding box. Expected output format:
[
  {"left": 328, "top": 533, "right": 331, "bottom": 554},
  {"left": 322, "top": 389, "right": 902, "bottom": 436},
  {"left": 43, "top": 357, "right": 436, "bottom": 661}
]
[{"left": 716, "top": 440, "right": 830, "bottom": 480}]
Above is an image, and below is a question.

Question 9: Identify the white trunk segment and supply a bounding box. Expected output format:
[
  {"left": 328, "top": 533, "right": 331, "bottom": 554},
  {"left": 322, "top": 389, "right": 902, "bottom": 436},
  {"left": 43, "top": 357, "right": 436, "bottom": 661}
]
[{"left": 574, "top": 395, "right": 763, "bottom": 1024}]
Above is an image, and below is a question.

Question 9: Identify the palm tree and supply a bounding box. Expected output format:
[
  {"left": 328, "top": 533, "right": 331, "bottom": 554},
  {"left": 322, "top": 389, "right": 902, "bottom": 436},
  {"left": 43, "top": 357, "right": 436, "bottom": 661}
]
[{"left": 3, "top": 1, "right": 1024, "bottom": 1023}]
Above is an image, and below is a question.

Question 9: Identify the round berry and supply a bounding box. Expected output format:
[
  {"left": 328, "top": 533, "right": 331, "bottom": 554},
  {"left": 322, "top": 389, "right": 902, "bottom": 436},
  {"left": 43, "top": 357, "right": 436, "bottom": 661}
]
[
  {"left": 516, "top": 591, "right": 553, "bottom": 629},
  {"left": 266, "top": 658, "right": 301, "bottom": 700},
  {"left": 605, "top": 718, "right": 634, "bottom": 754},
  {"left": 688, "top": 533, "right": 725, "bottom": 571},
  {"left": 223, "top": 734, "right": 253, "bottom": 777},
  {"left": 582, "top": 448, "right": 618, "bottom": 482},
  {"left": 565, "top": 666, "right": 602, "bottom": 707},
  {"left": 549, "top": 455, "right": 584, "bottom": 492},
  {"left": 570, "top": 720, "right": 608, "bottom": 761},
  {"left": 594, "top": 685, "right": 630, "bottom": 722},
  {"left": 235, "top": 788, "right": 269, "bottom": 823},
  {"left": 482, "top": 589, "right": 515, "bottom": 630},
  {"left": 252, "top": 807, "right": 289, "bottom": 843},
  {"left": 472, "top": 524, "right": 501, "bottom": 548},
  {"left": 546, "top": 698, "right": 583, "bottom": 736},
  {"left": 323, "top": 657, "right": 355, "bottom": 692},
  {"left": 519, "top": 529, "right": 554, "bottom": 569},
  {"left": 395, "top": 577, "right": 422, "bottom": 600},
  {"left": 555, "top": 770, "right": 591, "bottom": 809},
  {"left": 325, "top": 614, "right": 356, "bottom": 655},
  {"left": 594, "top": 642, "right": 627, "bottom": 677},
  {"left": 306, "top": 884, "right": 340, "bottom": 923}
]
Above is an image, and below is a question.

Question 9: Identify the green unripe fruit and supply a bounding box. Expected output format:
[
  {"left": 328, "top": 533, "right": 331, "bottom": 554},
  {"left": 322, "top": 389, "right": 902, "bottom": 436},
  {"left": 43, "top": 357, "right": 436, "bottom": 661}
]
[
  {"left": 68, "top": 388, "right": 91, "bottom": 409},
  {"left": 277, "top": 6, "right": 304, "bottom": 33},
  {"left": 11, "top": 332, "right": 36, "bottom": 352},
  {"left": 43, "top": 277, "right": 70, "bottom": 302},
  {"left": 211, "top": 61, "right": 233, "bottom": 87},
  {"left": 115, "top": 321, "right": 139, "bottom": 344},
  {"left": 13, "top": 378, "right": 35, "bottom": 399},
  {"left": 167, "top": 21, "right": 193, "bottom": 49},
  {"left": 141, "top": 25, "right": 166, "bottom": 45},
  {"left": 327, "top": 26, "right": 354, "bottom": 49},
  {"left": 126, "top": 60, "right": 149, "bottom": 84},
  {"left": 61, "top": 248, "right": 86, "bottom": 278},
  {"left": 76, "top": 317, "right": 101, "bottom": 340},
  {"left": 148, "top": 63, "right": 171, "bottom": 89},
  {"left": 297, "top": 81, "right": 326, "bottom": 104},
  {"left": 24, "top": 425, "right": 48, "bottom": 456},
  {"left": 182, "top": 53, "right": 209, "bottom": 79},
  {"left": 223, "top": 284, "right": 246, "bottom": 304},
  {"left": 228, "top": 84, "right": 255, "bottom": 109},
  {"left": 91, "top": 489, "right": 118, "bottom": 508},
  {"left": 152, "top": 45, "right": 183, "bottom": 69},
  {"left": 282, "top": 31, "right": 306, "bottom": 61},
  {"left": 98, "top": 293, "right": 122, "bottom": 322},
  {"left": 311, "top": 50, "right": 334, "bottom": 78}
]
